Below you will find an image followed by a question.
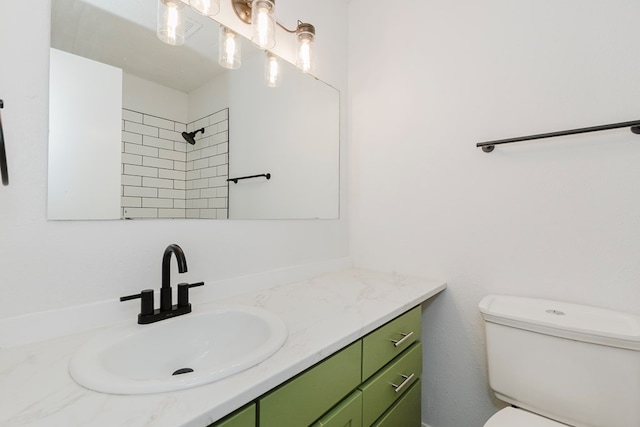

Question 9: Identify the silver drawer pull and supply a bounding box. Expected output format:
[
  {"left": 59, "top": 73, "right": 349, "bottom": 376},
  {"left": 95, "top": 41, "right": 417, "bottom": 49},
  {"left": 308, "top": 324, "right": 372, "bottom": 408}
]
[
  {"left": 391, "top": 373, "right": 415, "bottom": 393},
  {"left": 390, "top": 331, "right": 413, "bottom": 347}
]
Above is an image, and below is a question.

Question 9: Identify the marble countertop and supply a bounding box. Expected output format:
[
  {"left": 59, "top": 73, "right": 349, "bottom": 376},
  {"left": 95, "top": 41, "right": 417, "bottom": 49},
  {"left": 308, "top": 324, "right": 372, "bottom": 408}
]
[{"left": 0, "top": 269, "right": 446, "bottom": 427}]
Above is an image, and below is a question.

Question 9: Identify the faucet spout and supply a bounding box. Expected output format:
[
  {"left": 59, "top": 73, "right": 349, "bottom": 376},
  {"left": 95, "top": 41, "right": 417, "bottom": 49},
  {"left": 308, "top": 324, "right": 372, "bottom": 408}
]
[
  {"left": 161, "top": 244, "right": 188, "bottom": 311},
  {"left": 120, "top": 243, "right": 204, "bottom": 324}
]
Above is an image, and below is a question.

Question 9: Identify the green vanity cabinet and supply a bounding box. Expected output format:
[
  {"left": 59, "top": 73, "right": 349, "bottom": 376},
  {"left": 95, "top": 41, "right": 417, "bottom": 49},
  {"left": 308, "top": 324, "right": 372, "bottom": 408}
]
[
  {"left": 209, "top": 403, "right": 256, "bottom": 427},
  {"left": 371, "top": 379, "right": 421, "bottom": 427},
  {"left": 359, "top": 342, "right": 422, "bottom": 426},
  {"left": 311, "top": 390, "right": 363, "bottom": 427},
  {"left": 213, "top": 305, "right": 424, "bottom": 427},
  {"left": 361, "top": 306, "right": 421, "bottom": 381},
  {"left": 259, "top": 341, "right": 362, "bottom": 427}
]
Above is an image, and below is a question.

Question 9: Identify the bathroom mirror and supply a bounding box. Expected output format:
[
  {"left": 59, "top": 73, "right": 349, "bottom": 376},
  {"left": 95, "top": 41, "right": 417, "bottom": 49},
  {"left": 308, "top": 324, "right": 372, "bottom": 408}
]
[{"left": 48, "top": 0, "right": 339, "bottom": 220}]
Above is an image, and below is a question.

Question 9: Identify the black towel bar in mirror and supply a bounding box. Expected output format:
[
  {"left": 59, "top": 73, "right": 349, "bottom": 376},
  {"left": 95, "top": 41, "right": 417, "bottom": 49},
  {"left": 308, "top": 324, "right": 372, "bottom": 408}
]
[{"left": 227, "top": 173, "right": 272, "bottom": 184}]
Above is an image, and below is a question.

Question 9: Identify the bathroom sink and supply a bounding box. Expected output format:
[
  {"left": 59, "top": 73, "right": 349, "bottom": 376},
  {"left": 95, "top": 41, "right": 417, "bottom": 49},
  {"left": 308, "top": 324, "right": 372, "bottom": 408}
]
[{"left": 69, "top": 304, "right": 287, "bottom": 394}]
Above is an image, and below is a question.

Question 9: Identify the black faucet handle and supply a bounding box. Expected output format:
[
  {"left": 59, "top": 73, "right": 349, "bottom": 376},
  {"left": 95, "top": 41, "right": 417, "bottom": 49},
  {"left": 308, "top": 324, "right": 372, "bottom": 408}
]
[
  {"left": 177, "top": 282, "right": 205, "bottom": 308},
  {"left": 120, "top": 289, "right": 155, "bottom": 316}
]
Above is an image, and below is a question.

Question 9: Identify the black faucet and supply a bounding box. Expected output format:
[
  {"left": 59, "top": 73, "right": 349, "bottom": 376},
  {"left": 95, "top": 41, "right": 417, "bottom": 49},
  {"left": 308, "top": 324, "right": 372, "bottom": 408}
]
[
  {"left": 161, "top": 244, "right": 187, "bottom": 311},
  {"left": 120, "top": 244, "right": 204, "bottom": 324}
]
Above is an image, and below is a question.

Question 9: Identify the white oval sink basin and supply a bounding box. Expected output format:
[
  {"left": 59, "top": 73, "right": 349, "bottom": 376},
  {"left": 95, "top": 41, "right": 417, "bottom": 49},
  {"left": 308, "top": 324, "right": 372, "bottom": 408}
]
[{"left": 69, "top": 304, "right": 287, "bottom": 394}]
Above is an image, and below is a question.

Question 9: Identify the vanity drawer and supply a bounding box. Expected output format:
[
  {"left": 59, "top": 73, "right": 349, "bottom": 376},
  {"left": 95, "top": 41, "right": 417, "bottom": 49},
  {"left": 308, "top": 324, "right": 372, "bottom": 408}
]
[
  {"left": 209, "top": 403, "right": 255, "bottom": 427},
  {"left": 259, "top": 341, "right": 362, "bottom": 427},
  {"left": 359, "top": 342, "right": 422, "bottom": 427},
  {"left": 362, "top": 306, "right": 421, "bottom": 381},
  {"left": 311, "top": 390, "right": 363, "bottom": 427},
  {"left": 371, "top": 379, "right": 421, "bottom": 427}
]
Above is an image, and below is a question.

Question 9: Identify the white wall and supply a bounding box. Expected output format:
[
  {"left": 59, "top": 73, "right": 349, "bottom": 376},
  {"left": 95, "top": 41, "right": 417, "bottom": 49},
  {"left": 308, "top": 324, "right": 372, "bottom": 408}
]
[
  {"left": 348, "top": 0, "right": 640, "bottom": 426},
  {"left": 48, "top": 48, "right": 122, "bottom": 220},
  {"left": 188, "top": 72, "right": 230, "bottom": 123},
  {"left": 123, "top": 73, "right": 189, "bottom": 124},
  {"left": 0, "top": 0, "right": 348, "bottom": 319}
]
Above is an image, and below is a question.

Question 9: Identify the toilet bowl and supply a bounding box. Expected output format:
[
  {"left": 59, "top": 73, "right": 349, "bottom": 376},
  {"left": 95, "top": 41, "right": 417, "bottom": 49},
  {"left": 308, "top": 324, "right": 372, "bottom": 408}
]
[{"left": 484, "top": 407, "right": 567, "bottom": 427}]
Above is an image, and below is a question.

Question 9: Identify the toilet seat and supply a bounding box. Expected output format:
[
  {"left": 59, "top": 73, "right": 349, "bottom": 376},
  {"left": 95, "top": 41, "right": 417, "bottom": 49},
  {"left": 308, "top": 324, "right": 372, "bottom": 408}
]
[{"left": 484, "top": 407, "right": 567, "bottom": 427}]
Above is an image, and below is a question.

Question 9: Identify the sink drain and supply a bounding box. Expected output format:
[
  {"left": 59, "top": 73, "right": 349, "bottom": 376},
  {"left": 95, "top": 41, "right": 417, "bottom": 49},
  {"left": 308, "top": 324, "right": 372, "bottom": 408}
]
[{"left": 172, "top": 368, "right": 194, "bottom": 376}]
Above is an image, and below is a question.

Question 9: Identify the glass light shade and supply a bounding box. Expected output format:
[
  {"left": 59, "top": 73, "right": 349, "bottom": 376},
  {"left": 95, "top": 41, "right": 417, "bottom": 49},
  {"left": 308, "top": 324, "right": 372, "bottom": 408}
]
[
  {"left": 296, "top": 27, "right": 315, "bottom": 73},
  {"left": 157, "top": 0, "right": 185, "bottom": 46},
  {"left": 189, "top": 0, "right": 220, "bottom": 17},
  {"left": 265, "top": 52, "right": 282, "bottom": 88},
  {"left": 251, "top": 0, "right": 276, "bottom": 49},
  {"left": 219, "top": 26, "right": 241, "bottom": 69}
]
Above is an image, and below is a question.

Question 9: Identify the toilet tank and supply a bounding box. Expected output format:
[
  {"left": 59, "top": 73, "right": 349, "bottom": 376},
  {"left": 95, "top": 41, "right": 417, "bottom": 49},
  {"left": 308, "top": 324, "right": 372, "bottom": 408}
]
[{"left": 479, "top": 295, "right": 640, "bottom": 427}]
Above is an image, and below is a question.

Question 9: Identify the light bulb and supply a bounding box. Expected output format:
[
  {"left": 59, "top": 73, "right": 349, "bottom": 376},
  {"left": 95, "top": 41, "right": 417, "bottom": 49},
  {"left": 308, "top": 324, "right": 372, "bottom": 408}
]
[
  {"left": 189, "top": 0, "right": 220, "bottom": 17},
  {"left": 219, "top": 26, "right": 241, "bottom": 69},
  {"left": 296, "top": 23, "right": 315, "bottom": 73},
  {"left": 265, "top": 52, "right": 281, "bottom": 88},
  {"left": 251, "top": 0, "right": 275, "bottom": 49},
  {"left": 298, "top": 39, "right": 312, "bottom": 73},
  {"left": 256, "top": 8, "right": 270, "bottom": 46},
  {"left": 157, "top": 0, "right": 185, "bottom": 46}
]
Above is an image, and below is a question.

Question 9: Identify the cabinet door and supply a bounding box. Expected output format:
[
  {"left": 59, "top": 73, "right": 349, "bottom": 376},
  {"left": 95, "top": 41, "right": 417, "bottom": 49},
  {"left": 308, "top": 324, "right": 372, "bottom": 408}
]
[
  {"left": 371, "top": 379, "right": 421, "bottom": 427},
  {"left": 259, "top": 341, "right": 362, "bottom": 427},
  {"left": 312, "top": 390, "right": 362, "bottom": 427},
  {"left": 209, "top": 403, "right": 255, "bottom": 427}
]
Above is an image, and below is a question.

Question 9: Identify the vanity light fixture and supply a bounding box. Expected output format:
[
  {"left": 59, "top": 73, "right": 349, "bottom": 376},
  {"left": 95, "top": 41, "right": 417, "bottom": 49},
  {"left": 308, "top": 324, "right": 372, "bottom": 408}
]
[
  {"left": 189, "top": 0, "right": 220, "bottom": 17},
  {"left": 295, "top": 22, "right": 315, "bottom": 74},
  {"left": 219, "top": 26, "right": 242, "bottom": 69},
  {"left": 157, "top": 0, "right": 185, "bottom": 46},
  {"left": 232, "top": 0, "right": 275, "bottom": 49},
  {"left": 156, "top": 0, "right": 317, "bottom": 83},
  {"left": 231, "top": 0, "right": 317, "bottom": 73},
  {"left": 251, "top": 0, "right": 276, "bottom": 49},
  {"left": 265, "top": 52, "right": 281, "bottom": 88}
]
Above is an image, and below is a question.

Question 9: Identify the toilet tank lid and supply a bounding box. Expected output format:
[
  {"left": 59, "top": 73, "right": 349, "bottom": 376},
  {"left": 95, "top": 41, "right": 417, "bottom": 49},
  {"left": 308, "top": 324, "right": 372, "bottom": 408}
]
[{"left": 479, "top": 295, "right": 640, "bottom": 350}]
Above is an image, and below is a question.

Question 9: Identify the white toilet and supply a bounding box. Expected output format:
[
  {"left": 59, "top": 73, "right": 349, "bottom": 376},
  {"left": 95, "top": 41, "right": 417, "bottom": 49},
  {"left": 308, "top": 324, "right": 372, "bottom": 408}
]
[{"left": 479, "top": 295, "right": 640, "bottom": 427}]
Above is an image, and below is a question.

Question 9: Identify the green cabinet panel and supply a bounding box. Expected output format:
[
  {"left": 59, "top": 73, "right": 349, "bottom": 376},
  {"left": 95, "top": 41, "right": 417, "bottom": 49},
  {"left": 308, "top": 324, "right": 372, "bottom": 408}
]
[
  {"left": 259, "top": 341, "right": 362, "bottom": 427},
  {"left": 211, "top": 305, "right": 425, "bottom": 427},
  {"left": 209, "top": 403, "right": 255, "bottom": 427},
  {"left": 362, "top": 306, "right": 421, "bottom": 381},
  {"left": 372, "top": 379, "right": 421, "bottom": 427},
  {"left": 312, "top": 390, "right": 363, "bottom": 427},
  {"left": 359, "top": 342, "right": 422, "bottom": 427}
]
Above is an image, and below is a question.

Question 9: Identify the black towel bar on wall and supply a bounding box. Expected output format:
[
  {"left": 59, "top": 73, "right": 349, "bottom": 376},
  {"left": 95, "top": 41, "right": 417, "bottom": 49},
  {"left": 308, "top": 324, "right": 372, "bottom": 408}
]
[
  {"left": 0, "top": 99, "right": 8, "bottom": 186},
  {"left": 477, "top": 119, "right": 640, "bottom": 153}
]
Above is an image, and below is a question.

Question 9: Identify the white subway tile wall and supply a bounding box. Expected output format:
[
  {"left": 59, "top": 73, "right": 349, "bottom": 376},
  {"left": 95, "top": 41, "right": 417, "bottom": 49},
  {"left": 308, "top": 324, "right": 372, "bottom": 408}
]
[
  {"left": 185, "top": 109, "right": 230, "bottom": 220},
  {"left": 121, "top": 108, "right": 229, "bottom": 219}
]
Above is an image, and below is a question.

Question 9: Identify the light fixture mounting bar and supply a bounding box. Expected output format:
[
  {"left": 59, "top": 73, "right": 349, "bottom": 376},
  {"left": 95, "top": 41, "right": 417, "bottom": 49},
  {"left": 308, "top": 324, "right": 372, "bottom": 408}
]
[
  {"left": 232, "top": 0, "right": 254, "bottom": 24},
  {"left": 232, "top": 1, "right": 314, "bottom": 36},
  {"left": 276, "top": 20, "right": 297, "bottom": 33}
]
